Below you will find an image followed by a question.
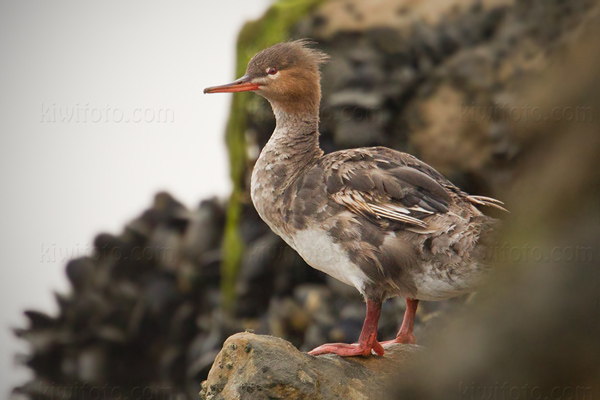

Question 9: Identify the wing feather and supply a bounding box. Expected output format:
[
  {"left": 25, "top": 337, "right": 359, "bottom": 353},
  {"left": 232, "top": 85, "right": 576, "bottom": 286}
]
[{"left": 323, "top": 149, "right": 455, "bottom": 229}]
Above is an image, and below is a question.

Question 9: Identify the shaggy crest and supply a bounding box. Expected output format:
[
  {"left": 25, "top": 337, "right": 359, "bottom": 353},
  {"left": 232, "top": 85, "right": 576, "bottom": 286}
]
[{"left": 246, "top": 39, "right": 329, "bottom": 78}]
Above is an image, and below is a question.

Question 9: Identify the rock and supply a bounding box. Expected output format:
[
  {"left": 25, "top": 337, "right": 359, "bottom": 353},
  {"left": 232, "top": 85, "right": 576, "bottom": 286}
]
[
  {"left": 181, "top": 198, "right": 225, "bottom": 263},
  {"left": 23, "top": 310, "right": 55, "bottom": 330},
  {"left": 200, "top": 332, "right": 421, "bottom": 400},
  {"left": 65, "top": 257, "right": 96, "bottom": 293},
  {"left": 14, "top": 193, "right": 227, "bottom": 400}
]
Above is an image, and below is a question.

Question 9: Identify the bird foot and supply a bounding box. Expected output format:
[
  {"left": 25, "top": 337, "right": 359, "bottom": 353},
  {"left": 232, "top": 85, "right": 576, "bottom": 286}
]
[
  {"left": 380, "top": 332, "right": 417, "bottom": 347},
  {"left": 308, "top": 341, "right": 385, "bottom": 357}
]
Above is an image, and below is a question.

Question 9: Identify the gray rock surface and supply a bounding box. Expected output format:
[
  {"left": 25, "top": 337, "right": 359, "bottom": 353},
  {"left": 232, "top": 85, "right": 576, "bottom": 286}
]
[{"left": 200, "top": 332, "right": 421, "bottom": 400}]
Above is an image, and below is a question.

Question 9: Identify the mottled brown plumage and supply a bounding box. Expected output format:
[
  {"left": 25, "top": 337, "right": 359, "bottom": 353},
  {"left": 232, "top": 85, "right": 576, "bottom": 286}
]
[{"left": 205, "top": 40, "right": 504, "bottom": 357}]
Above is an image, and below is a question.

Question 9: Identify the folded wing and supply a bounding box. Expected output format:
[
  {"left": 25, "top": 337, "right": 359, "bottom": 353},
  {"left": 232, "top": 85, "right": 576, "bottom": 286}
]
[{"left": 323, "top": 149, "right": 456, "bottom": 232}]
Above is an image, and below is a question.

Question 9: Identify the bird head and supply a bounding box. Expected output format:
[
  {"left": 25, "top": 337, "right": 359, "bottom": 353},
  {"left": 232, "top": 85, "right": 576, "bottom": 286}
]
[{"left": 204, "top": 40, "right": 329, "bottom": 115}]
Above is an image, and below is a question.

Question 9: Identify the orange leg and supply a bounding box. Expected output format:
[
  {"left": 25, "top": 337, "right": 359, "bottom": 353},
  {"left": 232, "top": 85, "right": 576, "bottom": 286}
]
[
  {"left": 308, "top": 299, "right": 385, "bottom": 357},
  {"left": 381, "top": 298, "right": 419, "bottom": 346}
]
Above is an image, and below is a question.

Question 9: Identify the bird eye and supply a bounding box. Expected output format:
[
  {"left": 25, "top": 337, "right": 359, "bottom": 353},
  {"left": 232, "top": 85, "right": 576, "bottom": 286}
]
[{"left": 267, "top": 67, "right": 278, "bottom": 75}]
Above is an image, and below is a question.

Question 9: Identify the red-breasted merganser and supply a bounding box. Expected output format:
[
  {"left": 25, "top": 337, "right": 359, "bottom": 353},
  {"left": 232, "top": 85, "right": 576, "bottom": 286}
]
[{"left": 204, "top": 40, "right": 505, "bottom": 357}]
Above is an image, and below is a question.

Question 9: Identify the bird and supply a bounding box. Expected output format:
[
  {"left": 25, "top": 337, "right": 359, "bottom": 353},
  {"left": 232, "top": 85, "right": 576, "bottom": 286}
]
[{"left": 204, "top": 40, "right": 505, "bottom": 357}]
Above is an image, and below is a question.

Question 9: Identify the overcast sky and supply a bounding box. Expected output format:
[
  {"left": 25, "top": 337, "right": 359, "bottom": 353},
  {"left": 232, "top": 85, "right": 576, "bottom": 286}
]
[{"left": 0, "top": 0, "right": 272, "bottom": 396}]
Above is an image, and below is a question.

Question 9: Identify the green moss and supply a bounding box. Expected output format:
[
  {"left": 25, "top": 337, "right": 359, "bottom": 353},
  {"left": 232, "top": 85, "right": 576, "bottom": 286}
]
[{"left": 221, "top": 0, "right": 325, "bottom": 312}]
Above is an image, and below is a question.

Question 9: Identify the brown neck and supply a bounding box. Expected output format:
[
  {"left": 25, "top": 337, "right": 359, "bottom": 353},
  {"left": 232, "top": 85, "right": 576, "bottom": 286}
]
[{"left": 263, "top": 103, "right": 323, "bottom": 171}]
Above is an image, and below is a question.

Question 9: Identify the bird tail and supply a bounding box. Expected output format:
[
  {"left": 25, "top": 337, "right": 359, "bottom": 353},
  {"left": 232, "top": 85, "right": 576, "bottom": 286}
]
[{"left": 467, "top": 195, "right": 509, "bottom": 213}]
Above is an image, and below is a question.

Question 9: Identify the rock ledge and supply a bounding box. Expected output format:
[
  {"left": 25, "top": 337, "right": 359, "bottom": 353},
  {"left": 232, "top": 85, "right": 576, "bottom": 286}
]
[{"left": 200, "top": 332, "right": 421, "bottom": 400}]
